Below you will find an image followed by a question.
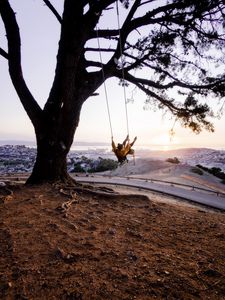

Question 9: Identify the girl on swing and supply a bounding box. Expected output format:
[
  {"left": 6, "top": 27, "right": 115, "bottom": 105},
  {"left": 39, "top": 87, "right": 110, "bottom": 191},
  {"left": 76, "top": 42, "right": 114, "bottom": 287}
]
[{"left": 112, "top": 135, "right": 137, "bottom": 164}]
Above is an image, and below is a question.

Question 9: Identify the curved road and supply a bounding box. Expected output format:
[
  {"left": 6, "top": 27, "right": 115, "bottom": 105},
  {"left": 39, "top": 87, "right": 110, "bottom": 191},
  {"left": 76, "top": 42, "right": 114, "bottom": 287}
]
[{"left": 74, "top": 175, "right": 225, "bottom": 211}]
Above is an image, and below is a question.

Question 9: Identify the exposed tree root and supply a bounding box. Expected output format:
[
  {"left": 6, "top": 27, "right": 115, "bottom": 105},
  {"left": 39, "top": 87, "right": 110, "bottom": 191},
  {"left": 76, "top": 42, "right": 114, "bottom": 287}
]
[
  {"left": 54, "top": 182, "right": 150, "bottom": 202},
  {"left": 55, "top": 199, "right": 79, "bottom": 213}
]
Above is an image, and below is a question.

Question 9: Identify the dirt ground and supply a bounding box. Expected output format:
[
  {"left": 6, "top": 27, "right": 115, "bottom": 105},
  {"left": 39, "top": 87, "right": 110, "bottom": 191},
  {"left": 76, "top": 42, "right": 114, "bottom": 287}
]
[{"left": 0, "top": 182, "right": 225, "bottom": 300}]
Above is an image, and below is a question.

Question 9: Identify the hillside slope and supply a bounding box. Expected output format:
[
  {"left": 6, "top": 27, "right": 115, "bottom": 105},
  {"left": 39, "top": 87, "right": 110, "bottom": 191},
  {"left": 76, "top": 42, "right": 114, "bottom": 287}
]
[{"left": 0, "top": 182, "right": 225, "bottom": 299}]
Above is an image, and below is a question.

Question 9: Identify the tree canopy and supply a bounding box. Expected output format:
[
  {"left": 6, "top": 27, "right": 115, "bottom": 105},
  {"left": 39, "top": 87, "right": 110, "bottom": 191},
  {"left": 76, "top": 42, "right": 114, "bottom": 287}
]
[
  {"left": 1, "top": 0, "right": 225, "bottom": 133},
  {"left": 0, "top": 0, "right": 225, "bottom": 183}
]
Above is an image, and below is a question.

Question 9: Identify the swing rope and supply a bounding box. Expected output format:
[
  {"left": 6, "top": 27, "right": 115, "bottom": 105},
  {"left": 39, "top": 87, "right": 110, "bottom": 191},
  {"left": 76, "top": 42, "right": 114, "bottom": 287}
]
[
  {"left": 116, "top": 0, "right": 130, "bottom": 138},
  {"left": 96, "top": 27, "right": 114, "bottom": 138},
  {"left": 116, "top": 0, "right": 136, "bottom": 165},
  {"left": 96, "top": 1, "right": 130, "bottom": 140}
]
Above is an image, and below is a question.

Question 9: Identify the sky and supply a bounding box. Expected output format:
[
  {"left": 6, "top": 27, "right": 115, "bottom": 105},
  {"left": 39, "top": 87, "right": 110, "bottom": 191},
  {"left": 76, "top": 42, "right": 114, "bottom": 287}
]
[{"left": 0, "top": 0, "right": 225, "bottom": 150}]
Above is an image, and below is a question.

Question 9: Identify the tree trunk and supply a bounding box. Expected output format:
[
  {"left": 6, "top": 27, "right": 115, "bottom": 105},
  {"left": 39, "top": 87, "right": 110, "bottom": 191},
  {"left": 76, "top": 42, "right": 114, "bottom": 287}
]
[{"left": 26, "top": 124, "right": 76, "bottom": 184}]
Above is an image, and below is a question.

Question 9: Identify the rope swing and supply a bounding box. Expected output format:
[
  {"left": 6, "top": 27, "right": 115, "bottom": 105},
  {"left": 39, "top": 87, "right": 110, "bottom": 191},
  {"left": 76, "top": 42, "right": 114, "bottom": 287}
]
[
  {"left": 96, "top": 0, "right": 130, "bottom": 139},
  {"left": 96, "top": 27, "right": 114, "bottom": 138},
  {"left": 116, "top": 0, "right": 130, "bottom": 137},
  {"left": 96, "top": 1, "right": 137, "bottom": 165}
]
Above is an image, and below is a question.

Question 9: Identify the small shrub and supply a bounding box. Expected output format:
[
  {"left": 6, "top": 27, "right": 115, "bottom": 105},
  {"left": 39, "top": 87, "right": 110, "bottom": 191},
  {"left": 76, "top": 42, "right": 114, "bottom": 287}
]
[
  {"left": 166, "top": 157, "right": 180, "bottom": 164},
  {"left": 196, "top": 164, "right": 208, "bottom": 171},
  {"left": 89, "top": 158, "right": 117, "bottom": 173},
  {"left": 191, "top": 167, "right": 203, "bottom": 175},
  {"left": 72, "top": 163, "right": 86, "bottom": 173},
  {"left": 196, "top": 164, "right": 225, "bottom": 180},
  {"left": 214, "top": 171, "right": 225, "bottom": 180}
]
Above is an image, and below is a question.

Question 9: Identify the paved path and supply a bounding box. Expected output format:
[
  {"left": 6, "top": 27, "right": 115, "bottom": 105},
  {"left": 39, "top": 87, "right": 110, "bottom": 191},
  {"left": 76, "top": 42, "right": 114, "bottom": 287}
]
[{"left": 74, "top": 175, "right": 225, "bottom": 211}]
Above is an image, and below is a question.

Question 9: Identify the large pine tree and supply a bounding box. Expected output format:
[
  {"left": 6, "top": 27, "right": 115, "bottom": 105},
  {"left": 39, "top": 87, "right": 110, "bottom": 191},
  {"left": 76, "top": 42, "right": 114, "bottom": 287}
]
[{"left": 0, "top": 0, "right": 225, "bottom": 183}]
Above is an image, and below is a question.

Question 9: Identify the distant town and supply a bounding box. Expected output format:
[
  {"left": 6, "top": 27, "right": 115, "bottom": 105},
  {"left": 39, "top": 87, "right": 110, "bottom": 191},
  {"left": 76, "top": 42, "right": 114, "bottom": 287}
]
[
  {"left": 0, "top": 144, "right": 117, "bottom": 174},
  {"left": 1, "top": 144, "right": 225, "bottom": 175}
]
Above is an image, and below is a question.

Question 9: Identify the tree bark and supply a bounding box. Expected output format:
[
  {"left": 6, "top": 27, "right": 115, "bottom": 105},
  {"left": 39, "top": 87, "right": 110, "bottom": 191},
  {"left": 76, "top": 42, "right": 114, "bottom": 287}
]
[
  {"left": 26, "top": 133, "right": 72, "bottom": 184},
  {"left": 26, "top": 102, "right": 82, "bottom": 184}
]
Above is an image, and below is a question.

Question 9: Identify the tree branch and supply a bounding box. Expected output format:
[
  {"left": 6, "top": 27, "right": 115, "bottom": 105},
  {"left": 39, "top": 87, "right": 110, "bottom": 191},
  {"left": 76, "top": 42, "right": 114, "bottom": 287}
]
[
  {"left": 120, "top": 69, "right": 225, "bottom": 93},
  {"left": 0, "top": 47, "right": 8, "bottom": 59},
  {"left": 134, "top": 82, "right": 177, "bottom": 114},
  {"left": 89, "top": 29, "right": 119, "bottom": 39},
  {"left": 129, "top": 81, "right": 214, "bottom": 133},
  {"left": 85, "top": 47, "right": 116, "bottom": 52},
  {"left": 123, "top": 49, "right": 207, "bottom": 76},
  {"left": 42, "top": 0, "right": 62, "bottom": 23},
  {"left": 0, "top": 0, "right": 43, "bottom": 127},
  {"left": 113, "top": 0, "right": 142, "bottom": 58},
  {"left": 85, "top": 60, "right": 103, "bottom": 68}
]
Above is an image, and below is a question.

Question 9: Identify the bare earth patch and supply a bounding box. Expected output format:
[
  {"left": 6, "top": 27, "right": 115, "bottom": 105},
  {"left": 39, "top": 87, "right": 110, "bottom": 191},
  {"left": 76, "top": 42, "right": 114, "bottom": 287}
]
[{"left": 0, "top": 183, "right": 225, "bottom": 299}]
